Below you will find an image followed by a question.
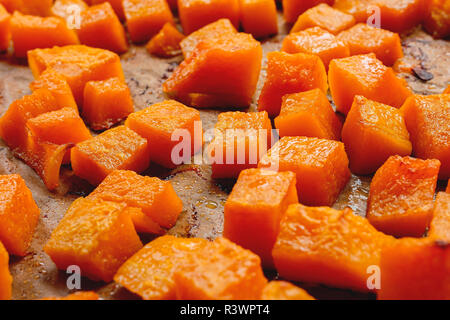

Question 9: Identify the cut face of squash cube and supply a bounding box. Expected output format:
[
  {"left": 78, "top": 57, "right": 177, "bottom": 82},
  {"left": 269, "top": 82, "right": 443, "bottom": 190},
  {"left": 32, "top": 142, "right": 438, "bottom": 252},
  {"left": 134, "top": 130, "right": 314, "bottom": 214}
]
[
  {"left": 146, "top": 22, "right": 185, "bottom": 58},
  {"left": 114, "top": 235, "right": 208, "bottom": 300},
  {"left": 44, "top": 198, "right": 143, "bottom": 282},
  {"left": 125, "top": 100, "right": 202, "bottom": 169},
  {"left": 224, "top": 169, "right": 298, "bottom": 267},
  {"left": 0, "top": 241, "right": 12, "bottom": 300},
  {"left": 0, "top": 174, "right": 40, "bottom": 257},
  {"left": 337, "top": 23, "right": 403, "bottom": 66},
  {"left": 272, "top": 204, "right": 395, "bottom": 292},
  {"left": 429, "top": 192, "right": 450, "bottom": 242},
  {"left": 173, "top": 238, "right": 267, "bottom": 300},
  {"left": 376, "top": 0, "right": 426, "bottom": 33},
  {"left": 83, "top": 77, "right": 134, "bottom": 131},
  {"left": 71, "top": 126, "right": 150, "bottom": 185},
  {"left": 258, "top": 51, "right": 328, "bottom": 117},
  {"left": 10, "top": 12, "right": 79, "bottom": 58},
  {"left": 259, "top": 136, "right": 351, "bottom": 206},
  {"left": 282, "top": 0, "right": 334, "bottom": 23},
  {"left": 291, "top": 3, "right": 356, "bottom": 34},
  {"left": 239, "top": 0, "right": 278, "bottom": 39},
  {"left": 178, "top": 0, "right": 240, "bottom": 35},
  {"left": 401, "top": 94, "right": 450, "bottom": 180},
  {"left": 123, "top": 0, "right": 174, "bottom": 43},
  {"left": 261, "top": 281, "right": 315, "bottom": 300},
  {"left": 76, "top": 2, "right": 128, "bottom": 54},
  {"left": 0, "top": 4, "right": 10, "bottom": 51},
  {"left": 282, "top": 27, "right": 350, "bottom": 70},
  {"left": 342, "top": 96, "right": 412, "bottom": 175},
  {"left": 328, "top": 53, "right": 412, "bottom": 115},
  {"left": 367, "top": 155, "right": 440, "bottom": 237},
  {"left": 275, "top": 89, "right": 342, "bottom": 140}
]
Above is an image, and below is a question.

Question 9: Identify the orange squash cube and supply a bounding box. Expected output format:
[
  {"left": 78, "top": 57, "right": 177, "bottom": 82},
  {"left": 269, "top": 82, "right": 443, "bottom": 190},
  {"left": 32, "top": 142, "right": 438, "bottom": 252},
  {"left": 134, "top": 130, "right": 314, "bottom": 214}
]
[
  {"left": 239, "top": 0, "right": 278, "bottom": 39},
  {"left": 10, "top": 12, "right": 79, "bottom": 58},
  {"left": 342, "top": 96, "right": 412, "bottom": 175},
  {"left": 92, "top": 0, "right": 125, "bottom": 20},
  {"left": 378, "top": 238, "right": 450, "bottom": 300},
  {"left": 0, "top": 241, "right": 12, "bottom": 300},
  {"left": 337, "top": 23, "right": 403, "bottom": 66},
  {"left": 333, "top": 0, "right": 372, "bottom": 23},
  {"left": 174, "top": 237, "right": 267, "bottom": 300},
  {"left": 376, "top": 0, "right": 426, "bottom": 33},
  {"left": 123, "top": 0, "right": 174, "bottom": 43},
  {"left": 178, "top": 0, "right": 239, "bottom": 35},
  {"left": 424, "top": 0, "right": 450, "bottom": 39},
  {"left": 291, "top": 3, "right": 356, "bottom": 34},
  {"left": 282, "top": 27, "right": 350, "bottom": 70},
  {"left": 328, "top": 53, "right": 412, "bottom": 115},
  {"left": 125, "top": 100, "right": 202, "bottom": 169},
  {"left": 30, "top": 68, "right": 78, "bottom": 111},
  {"left": 261, "top": 281, "right": 315, "bottom": 300},
  {"left": 282, "top": 0, "right": 334, "bottom": 23},
  {"left": 114, "top": 235, "right": 209, "bottom": 300},
  {"left": 71, "top": 126, "right": 150, "bottom": 185},
  {"left": 180, "top": 19, "right": 237, "bottom": 58},
  {"left": 51, "top": 0, "right": 89, "bottom": 20},
  {"left": 224, "top": 169, "right": 298, "bottom": 267},
  {"left": 83, "top": 77, "right": 134, "bottom": 131},
  {"left": 367, "top": 155, "right": 440, "bottom": 237},
  {"left": 0, "top": 0, "right": 53, "bottom": 16},
  {"left": 274, "top": 89, "right": 342, "bottom": 140},
  {"left": 45, "top": 198, "right": 143, "bottom": 282},
  {"left": 429, "top": 192, "right": 450, "bottom": 242},
  {"left": 163, "top": 33, "right": 262, "bottom": 109},
  {"left": 76, "top": 2, "right": 128, "bottom": 54},
  {"left": 0, "top": 174, "right": 40, "bottom": 257},
  {"left": 42, "top": 291, "right": 99, "bottom": 300},
  {"left": 258, "top": 51, "right": 328, "bottom": 117},
  {"left": 88, "top": 170, "right": 183, "bottom": 229},
  {"left": 401, "top": 94, "right": 450, "bottom": 180},
  {"left": 273, "top": 204, "right": 395, "bottom": 292},
  {"left": 259, "top": 136, "right": 351, "bottom": 206},
  {"left": 209, "top": 111, "right": 272, "bottom": 179},
  {"left": 146, "top": 22, "right": 184, "bottom": 58},
  {"left": 0, "top": 4, "right": 10, "bottom": 51},
  {"left": 28, "top": 45, "right": 125, "bottom": 106}
]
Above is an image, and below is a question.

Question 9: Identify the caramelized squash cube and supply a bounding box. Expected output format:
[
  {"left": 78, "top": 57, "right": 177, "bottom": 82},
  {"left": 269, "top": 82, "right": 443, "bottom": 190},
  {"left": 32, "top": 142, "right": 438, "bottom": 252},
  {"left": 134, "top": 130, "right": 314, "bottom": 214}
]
[
  {"left": 282, "top": 0, "right": 334, "bottom": 23},
  {"left": 146, "top": 22, "right": 184, "bottom": 58},
  {"left": 0, "top": 241, "right": 12, "bottom": 300},
  {"left": 424, "top": 0, "right": 450, "bottom": 39},
  {"left": 239, "top": 0, "right": 278, "bottom": 39},
  {"left": 332, "top": 0, "right": 373, "bottom": 23},
  {"left": 429, "top": 192, "right": 450, "bottom": 242},
  {"left": 376, "top": 0, "right": 426, "bottom": 33},
  {"left": 261, "top": 281, "right": 315, "bottom": 300}
]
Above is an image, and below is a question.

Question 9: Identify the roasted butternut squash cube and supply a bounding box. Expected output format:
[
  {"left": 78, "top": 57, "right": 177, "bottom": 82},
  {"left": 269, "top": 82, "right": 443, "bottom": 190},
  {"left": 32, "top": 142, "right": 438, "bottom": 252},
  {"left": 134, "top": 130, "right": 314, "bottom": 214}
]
[
  {"left": 258, "top": 52, "right": 328, "bottom": 117},
  {"left": 209, "top": 111, "right": 272, "bottom": 179},
  {"left": 259, "top": 136, "right": 351, "bottom": 206},
  {"left": 45, "top": 198, "right": 143, "bottom": 282},
  {"left": 367, "top": 155, "right": 440, "bottom": 237},
  {"left": 114, "top": 235, "right": 209, "bottom": 300},
  {"left": 42, "top": 291, "right": 99, "bottom": 300},
  {"left": 328, "top": 53, "right": 412, "bottom": 115},
  {"left": 224, "top": 169, "right": 298, "bottom": 267},
  {"left": 83, "top": 77, "right": 134, "bottom": 131},
  {"left": 123, "top": 0, "right": 174, "bottom": 43},
  {"left": 337, "top": 23, "right": 403, "bottom": 66},
  {"left": 125, "top": 100, "right": 202, "bottom": 169},
  {"left": 401, "top": 94, "right": 450, "bottom": 180},
  {"left": 71, "top": 126, "right": 150, "bottom": 185},
  {"left": 282, "top": 27, "right": 350, "bottom": 70},
  {"left": 30, "top": 68, "right": 78, "bottom": 111},
  {"left": 291, "top": 3, "right": 356, "bottom": 34},
  {"left": 51, "top": 0, "right": 89, "bottom": 20},
  {"left": 273, "top": 204, "right": 395, "bottom": 292},
  {"left": 376, "top": 0, "right": 426, "bottom": 33},
  {"left": 178, "top": 0, "right": 239, "bottom": 35},
  {"left": 333, "top": 0, "right": 372, "bottom": 23},
  {"left": 0, "top": 4, "right": 10, "bottom": 51},
  {"left": 174, "top": 237, "right": 267, "bottom": 299},
  {"left": 378, "top": 238, "right": 450, "bottom": 300},
  {"left": 274, "top": 89, "right": 342, "bottom": 140},
  {"left": 146, "top": 22, "right": 184, "bottom": 58},
  {"left": 0, "top": 0, "right": 53, "bottom": 16},
  {"left": 76, "top": 2, "right": 128, "bottom": 54},
  {"left": 180, "top": 18, "right": 237, "bottom": 58},
  {"left": 239, "top": 0, "right": 278, "bottom": 39},
  {"left": 429, "top": 192, "right": 450, "bottom": 242},
  {"left": 342, "top": 96, "right": 412, "bottom": 175},
  {"left": 424, "top": 0, "right": 450, "bottom": 39},
  {"left": 0, "top": 241, "right": 12, "bottom": 300},
  {"left": 282, "top": 0, "right": 334, "bottom": 23},
  {"left": 0, "top": 174, "right": 40, "bottom": 257},
  {"left": 163, "top": 33, "right": 262, "bottom": 109},
  {"left": 92, "top": 0, "right": 125, "bottom": 20},
  {"left": 261, "top": 281, "right": 315, "bottom": 300},
  {"left": 28, "top": 45, "right": 125, "bottom": 106},
  {"left": 88, "top": 170, "right": 183, "bottom": 229},
  {"left": 10, "top": 12, "right": 79, "bottom": 58}
]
